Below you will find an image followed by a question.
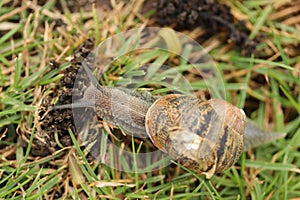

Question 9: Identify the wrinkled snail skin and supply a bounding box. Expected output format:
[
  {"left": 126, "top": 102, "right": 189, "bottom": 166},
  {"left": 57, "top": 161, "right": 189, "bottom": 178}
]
[
  {"left": 50, "top": 86, "right": 154, "bottom": 138},
  {"left": 49, "top": 65, "right": 286, "bottom": 179},
  {"left": 244, "top": 119, "right": 286, "bottom": 150},
  {"left": 93, "top": 87, "right": 153, "bottom": 137}
]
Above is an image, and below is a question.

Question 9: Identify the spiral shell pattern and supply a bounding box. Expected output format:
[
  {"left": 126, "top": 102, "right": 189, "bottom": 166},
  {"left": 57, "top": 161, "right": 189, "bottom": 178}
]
[{"left": 145, "top": 94, "right": 245, "bottom": 178}]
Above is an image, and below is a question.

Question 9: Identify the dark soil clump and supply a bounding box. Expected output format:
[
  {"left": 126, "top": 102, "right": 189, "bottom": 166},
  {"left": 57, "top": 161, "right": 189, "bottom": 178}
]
[
  {"left": 31, "top": 38, "right": 96, "bottom": 156},
  {"left": 154, "top": 0, "right": 257, "bottom": 56}
]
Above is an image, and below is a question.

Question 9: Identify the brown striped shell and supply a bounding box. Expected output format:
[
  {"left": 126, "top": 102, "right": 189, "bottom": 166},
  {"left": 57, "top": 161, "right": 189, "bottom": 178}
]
[{"left": 145, "top": 94, "right": 246, "bottom": 179}]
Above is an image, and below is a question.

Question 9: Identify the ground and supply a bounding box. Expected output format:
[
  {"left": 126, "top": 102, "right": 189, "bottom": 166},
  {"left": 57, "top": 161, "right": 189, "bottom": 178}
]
[{"left": 0, "top": 0, "right": 299, "bottom": 199}]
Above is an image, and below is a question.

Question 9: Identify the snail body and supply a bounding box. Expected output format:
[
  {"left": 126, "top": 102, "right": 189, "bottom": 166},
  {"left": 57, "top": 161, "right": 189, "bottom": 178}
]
[{"left": 50, "top": 65, "right": 286, "bottom": 178}]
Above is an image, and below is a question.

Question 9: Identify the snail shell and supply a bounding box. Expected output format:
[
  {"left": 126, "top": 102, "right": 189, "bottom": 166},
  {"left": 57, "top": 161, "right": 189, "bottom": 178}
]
[{"left": 145, "top": 94, "right": 245, "bottom": 178}]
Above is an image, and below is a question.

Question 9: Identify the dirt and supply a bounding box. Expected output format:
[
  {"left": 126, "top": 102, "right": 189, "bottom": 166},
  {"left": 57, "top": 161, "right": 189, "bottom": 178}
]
[
  {"left": 32, "top": 38, "right": 96, "bottom": 156},
  {"left": 153, "top": 0, "right": 257, "bottom": 56}
]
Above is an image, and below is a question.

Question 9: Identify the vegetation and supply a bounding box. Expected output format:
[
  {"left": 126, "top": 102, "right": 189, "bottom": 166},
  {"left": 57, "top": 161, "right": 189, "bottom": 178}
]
[{"left": 0, "top": 0, "right": 299, "bottom": 199}]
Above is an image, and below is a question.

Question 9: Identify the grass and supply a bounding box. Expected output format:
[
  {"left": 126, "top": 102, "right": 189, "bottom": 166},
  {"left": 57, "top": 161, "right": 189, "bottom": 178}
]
[{"left": 0, "top": 0, "right": 300, "bottom": 199}]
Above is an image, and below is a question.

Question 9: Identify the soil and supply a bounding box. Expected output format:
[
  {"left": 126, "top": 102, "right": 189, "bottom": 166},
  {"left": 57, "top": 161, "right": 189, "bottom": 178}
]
[
  {"left": 33, "top": 38, "right": 96, "bottom": 156},
  {"left": 153, "top": 0, "right": 257, "bottom": 56}
]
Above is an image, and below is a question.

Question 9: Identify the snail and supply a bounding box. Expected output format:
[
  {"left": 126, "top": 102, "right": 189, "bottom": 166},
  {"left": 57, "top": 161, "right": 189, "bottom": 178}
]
[{"left": 49, "top": 64, "right": 286, "bottom": 179}]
